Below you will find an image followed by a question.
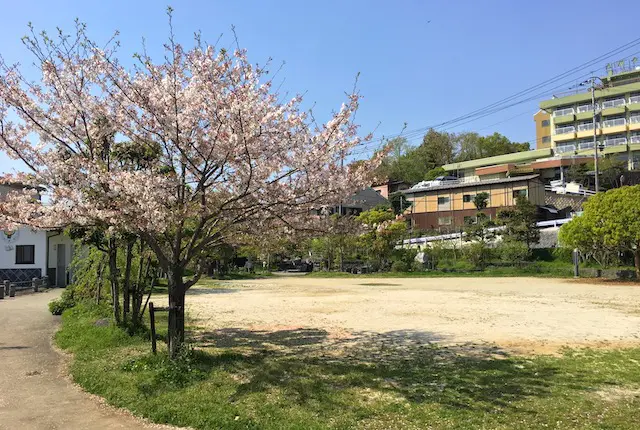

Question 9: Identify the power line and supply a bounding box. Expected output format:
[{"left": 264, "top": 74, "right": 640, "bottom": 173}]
[
  {"left": 358, "top": 37, "right": 640, "bottom": 150},
  {"left": 350, "top": 47, "right": 640, "bottom": 157}
]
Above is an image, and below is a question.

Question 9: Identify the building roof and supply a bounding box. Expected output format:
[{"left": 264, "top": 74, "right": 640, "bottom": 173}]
[
  {"left": 341, "top": 187, "right": 389, "bottom": 210},
  {"left": 540, "top": 80, "right": 640, "bottom": 110},
  {"left": 401, "top": 174, "right": 541, "bottom": 195},
  {"left": 442, "top": 149, "right": 552, "bottom": 171}
]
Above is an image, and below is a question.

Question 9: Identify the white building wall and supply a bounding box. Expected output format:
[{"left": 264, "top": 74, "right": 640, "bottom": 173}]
[{"left": 0, "top": 227, "right": 47, "bottom": 274}]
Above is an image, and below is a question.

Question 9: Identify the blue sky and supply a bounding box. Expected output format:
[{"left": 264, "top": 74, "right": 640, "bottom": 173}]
[{"left": 1, "top": 0, "right": 640, "bottom": 171}]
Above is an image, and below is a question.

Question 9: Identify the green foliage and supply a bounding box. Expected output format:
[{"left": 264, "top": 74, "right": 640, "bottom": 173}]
[
  {"left": 391, "top": 260, "right": 410, "bottom": 272},
  {"left": 464, "top": 212, "right": 495, "bottom": 244},
  {"left": 497, "top": 196, "right": 540, "bottom": 250},
  {"left": 462, "top": 242, "right": 489, "bottom": 269},
  {"left": 559, "top": 185, "right": 640, "bottom": 270},
  {"left": 472, "top": 192, "right": 489, "bottom": 210},
  {"left": 454, "top": 132, "right": 529, "bottom": 162},
  {"left": 48, "top": 289, "right": 77, "bottom": 315},
  {"left": 424, "top": 166, "right": 446, "bottom": 181},
  {"left": 388, "top": 191, "right": 412, "bottom": 215},
  {"left": 496, "top": 240, "right": 530, "bottom": 263},
  {"left": 356, "top": 207, "right": 395, "bottom": 225}
]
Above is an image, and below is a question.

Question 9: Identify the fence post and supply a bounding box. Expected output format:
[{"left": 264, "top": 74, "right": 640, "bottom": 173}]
[
  {"left": 32, "top": 277, "right": 39, "bottom": 293},
  {"left": 9, "top": 283, "right": 16, "bottom": 297},
  {"left": 3, "top": 280, "right": 8, "bottom": 297},
  {"left": 0, "top": 282, "right": 4, "bottom": 299},
  {"left": 573, "top": 248, "right": 580, "bottom": 278},
  {"left": 149, "top": 302, "right": 157, "bottom": 354}
]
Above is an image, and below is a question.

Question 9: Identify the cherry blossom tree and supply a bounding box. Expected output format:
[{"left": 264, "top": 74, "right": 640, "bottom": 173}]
[{"left": 0, "top": 11, "right": 384, "bottom": 356}]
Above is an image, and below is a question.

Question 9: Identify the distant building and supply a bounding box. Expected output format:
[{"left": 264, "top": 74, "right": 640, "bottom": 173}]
[
  {"left": 371, "top": 179, "right": 410, "bottom": 199},
  {"left": 0, "top": 183, "right": 74, "bottom": 286},
  {"left": 401, "top": 175, "right": 545, "bottom": 231},
  {"left": 533, "top": 110, "right": 552, "bottom": 149},
  {"left": 539, "top": 66, "right": 640, "bottom": 169}
]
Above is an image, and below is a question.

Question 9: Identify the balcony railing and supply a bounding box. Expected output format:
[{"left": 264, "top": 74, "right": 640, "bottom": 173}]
[
  {"left": 577, "top": 103, "right": 598, "bottom": 113},
  {"left": 630, "top": 115, "right": 640, "bottom": 124},
  {"left": 602, "top": 137, "right": 627, "bottom": 147},
  {"left": 602, "top": 118, "right": 626, "bottom": 128},
  {"left": 601, "top": 98, "right": 626, "bottom": 109},
  {"left": 629, "top": 95, "right": 640, "bottom": 104},
  {"left": 577, "top": 122, "right": 599, "bottom": 131},
  {"left": 553, "top": 107, "right": 575, "bottom": 117},
  {"left": 631, "top": 134, "right": 640, "bottom": 144},
  {"left": 578, "top": 141, "right": 596, "bottom": 150},
  {"left": 555, "top": 125, "right": 576, "bottom": 135},
  {"left": 555, "top": 144, "right": 576, "bottom": 153}
]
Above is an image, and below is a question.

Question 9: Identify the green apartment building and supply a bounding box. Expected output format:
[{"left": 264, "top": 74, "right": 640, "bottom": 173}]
[{"left": 540, "top": 67, "right": 640, "bottom": 169}]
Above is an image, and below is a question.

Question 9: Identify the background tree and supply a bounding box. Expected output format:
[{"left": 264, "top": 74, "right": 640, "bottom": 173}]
[
  {"left": 0, "top": 12, "right": 384, "bottom": 357},
  {"left": 559, "top": 185, "right": 640, "bottom": 274},
  {"left": 465, "top": 192, "right": 494, "bottom": 244},
  {"left": 424, "top": 166, "right": 447, "bottom": 181},
  {"left": 497, "top": 196, "right": 540, "bottom": 251}
]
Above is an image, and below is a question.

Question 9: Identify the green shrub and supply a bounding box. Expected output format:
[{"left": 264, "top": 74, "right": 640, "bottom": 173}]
[
  {"left": 48, "top": 288, "right": 77, "bottom": 315},
  {"left": 411, "top": 260, "right": 425, "bottom": 272},
  {"left": 497, "top": 241, "right": 530, "bottom": 263},
  {"left": 551, "top": 247, "right": 574, "bottom": 263},
  {"left": 463, "top": 242, "right": 488, "bottom": 269},
  {"left": 391, "top": 260, "right": 410, "bottom": 272}
]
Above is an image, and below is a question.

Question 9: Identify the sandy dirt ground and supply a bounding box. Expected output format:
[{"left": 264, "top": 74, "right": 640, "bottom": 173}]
[
  {"left": 187, "top": 276, "right": 640, "bottom": 355},
  {"left": 0, "top": 290, "right": 177, "bottom": 430}
]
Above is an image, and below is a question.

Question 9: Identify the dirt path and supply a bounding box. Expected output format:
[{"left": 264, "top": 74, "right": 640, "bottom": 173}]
[
  {"left": 0, "top": 290, "right": 171, "bottom": 430},
  {"left": 189, "top": 276, "right": 640, "bottom": 355}
]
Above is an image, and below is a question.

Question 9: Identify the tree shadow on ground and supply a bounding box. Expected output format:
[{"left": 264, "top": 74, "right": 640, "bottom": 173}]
[
  {"left": 186, "top": 288, "right": 240, "bottom": 296},
  {"left": 189, "top": 327, "right": 567, "bottom": 411}
]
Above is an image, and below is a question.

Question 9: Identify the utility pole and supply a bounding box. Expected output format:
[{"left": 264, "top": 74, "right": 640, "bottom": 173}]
[
  {"left": 591, "top": 79, "right": 600, "bottom": 193},
  {"left": 582, "top": 76, "right": 604, "bottom": 192}
]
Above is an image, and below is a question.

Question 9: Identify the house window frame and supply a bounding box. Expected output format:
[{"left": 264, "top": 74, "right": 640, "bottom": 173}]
[
  {"left": 512, "top": 189, "right": 528, "bottom": 199},
  {"left": 438, "top": 216, "right": 453, "bottom": 226},
  {"left": 541, "top": 119, "right": 550, "bottom": 127},
  {"left": 15, "top": 244, "right": 35, "bottom": 265},
  {"left": 462, "top": 194, "right": 474, "bottom": 203}
]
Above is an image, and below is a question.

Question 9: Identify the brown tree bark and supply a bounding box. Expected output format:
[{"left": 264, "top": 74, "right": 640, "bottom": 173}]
[
  {"left": 123, "top": 239, "right": 134, "bottom": 322},
  {"left": 108, "top": 238, "right": 121, "bottom": 324},
  {"left": 167, "top": 267, "right": 186, "bottom": 359}
]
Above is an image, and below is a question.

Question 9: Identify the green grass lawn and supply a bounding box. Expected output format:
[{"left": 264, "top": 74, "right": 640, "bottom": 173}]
[
  {"left": 56, "top": 304, "right": 640, "bottom": 429},
  {"left": 305, "top": 262, "right": 576, "bottom": 278}
]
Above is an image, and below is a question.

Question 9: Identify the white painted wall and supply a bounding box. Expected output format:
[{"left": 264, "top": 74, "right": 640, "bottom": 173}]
[{"left": 0, "top": 227, "right": 47, "bottom": 274}]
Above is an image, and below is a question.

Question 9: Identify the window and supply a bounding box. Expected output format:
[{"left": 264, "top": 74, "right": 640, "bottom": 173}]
[
  {"left": 438, "top": 216, "right": 452, "bottom": 226},
  {"left": 463, "top": 194, "right": 474, "bottom": 203},
  {"left": 513, "top": 189, "right": 528, "bottom": 199},
  {"left": 541, "top": 119, "right": 550, "bottom": 127},
  {"left": 464, "top": 216, "right": 477, "bottom": 225},
  {"left": 542, "top": 136, "right": 551, "bottom": 143},
  {"left": 16, "top": 245, "right": 35, "bottom": 265},
  {"left": 437, "top": 196, "right": 450, "bottom": 210}
]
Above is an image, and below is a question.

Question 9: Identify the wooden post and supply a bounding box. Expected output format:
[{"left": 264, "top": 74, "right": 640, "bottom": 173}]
[
  {"left": 149, "top": 302, "right": 157, "bottom": 354},
  {"left": 3, "top": 280, "right": 8, "bottom": 297},
  {"left": 9, "top": 283, "right": 16, "bottom": 297},
  {"left": 573, "top": 248, "right": 580, "bottom": 278},
  {"left": 32, "top": 277, "right": 39, "bottom": 293},
  {"left": 0, "top": 282, "right": 4, "bottom": 299}
]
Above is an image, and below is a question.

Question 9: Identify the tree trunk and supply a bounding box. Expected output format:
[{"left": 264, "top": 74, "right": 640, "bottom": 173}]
[
  {"left": 167, "top": 268, "right": 186, "bottom": 359},
  {"left": 123, "top": 239, "right": 134, "bottom": 322},
  {"left": 108, "top": 238, "right": 121, "bottom": 324},
  {"left": 95, "top": 259, "right": 104, "bottom": 305}
]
